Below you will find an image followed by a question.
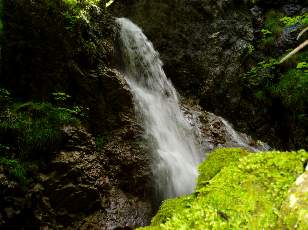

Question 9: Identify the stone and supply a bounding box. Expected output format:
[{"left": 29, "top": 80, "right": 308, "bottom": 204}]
[{"left": 278, "top": 170, "right": 308, "bottom": 229}]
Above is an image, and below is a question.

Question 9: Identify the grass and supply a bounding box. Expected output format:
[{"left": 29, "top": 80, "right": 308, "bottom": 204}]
[
  {"left": 264, "top": 10, "right": 284, "bottom": 36},
  {"left": 259, "top": 10, "right": 284, "bottom": 51},
  {"left": 0, "top": 156, "right": 27, "bottom": 184},
  {"left": 139, "top": 149, "right": 308, "bottom": 230}
]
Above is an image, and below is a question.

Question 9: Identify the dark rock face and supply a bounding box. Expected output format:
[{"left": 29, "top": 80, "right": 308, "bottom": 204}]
[
  {"left": 0, "top": 1, "right": 153, "bottom": 228},
  {"left": 1, "top": 0, "right": 131, "bottom": 133},
  {"left": 112, "top": 0, "right": 254, "bottom": 112},
  {"left": 117, "top": 1, "right": 247, "bottom": 91},
  {"left": 112, "top": 0, "right": 257, "bottom": 139},
  {"left": 112, "top": 0, "right": 308, "bottom": 150},
  {"left": 77, "top": 188, "right": 152, "bottom": 230},
  {"left": 182, "top": 100, "right": 270, "bottom": 153},
  {"left": 0, "top": 123, "right": 153, "bottom": 229}
]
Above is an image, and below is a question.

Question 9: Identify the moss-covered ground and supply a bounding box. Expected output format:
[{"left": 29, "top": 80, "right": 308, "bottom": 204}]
[{"left": 139, "top": 148, "right": 308, "bottom": 230}]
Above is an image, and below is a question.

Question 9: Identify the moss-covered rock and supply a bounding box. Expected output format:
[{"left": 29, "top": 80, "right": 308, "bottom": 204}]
[
  {"left": 278, "top": 170, "right": 308, "bottom": 229},
  {"left": 197, "top": 148, "right": 250, "bottom": 189},
  {"left": 139, "top": 148, "right": 308, "bottom": 230}
]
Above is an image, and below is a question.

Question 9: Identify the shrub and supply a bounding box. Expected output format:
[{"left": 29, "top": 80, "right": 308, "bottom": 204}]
[
  {"left": 270, "top": 68, "right": 308, "bottom": 108},
  {"left": 244, "top": 59, "right": 278, "bottom": 89}
]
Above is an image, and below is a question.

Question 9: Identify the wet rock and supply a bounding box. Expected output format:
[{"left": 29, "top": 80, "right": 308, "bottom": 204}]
[
  {"left": 282, "top": 4, "right": 302, "bottom": 16},
  {"left": 278, "top": 24, "right": 302, "bottom": 48},
  {"left": 0, "top": 123, "right": 153, "bottom": 229},
  {"left": 77, "top": 188, "right": 152, "bottom": 230},
  {"left": 182, "top": 100, "right": 270, "bottom": 154},
  {"left": 112, "top": 0, "right": 257, "bottom": 146}
]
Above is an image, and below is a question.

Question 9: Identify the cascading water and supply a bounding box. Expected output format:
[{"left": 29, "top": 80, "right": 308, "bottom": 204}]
[{"left": 116, "top": 18, "right": 201, "bottom": 199}]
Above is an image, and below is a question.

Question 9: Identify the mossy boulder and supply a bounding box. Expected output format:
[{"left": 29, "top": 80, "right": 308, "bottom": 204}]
[
  {"left": 278, "top": 170, "right": 308, "bottom": 229},
  {"left": 139, "top": 148, "right": 308, "bottom": 229},
  {"left": 197, "top": 148, "right": 250, "bottom": 189}
]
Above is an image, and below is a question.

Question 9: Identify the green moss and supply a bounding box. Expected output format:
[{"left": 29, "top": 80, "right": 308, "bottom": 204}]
[
  {"left": 197, "top": 148, "right": 249, "bottom": 190},
  {"left": 151, "top": 195, "right": 196, "bottom": 226},
  {"left": 139, "top": 149, "right": 308, "bottom": 230},
  {"left": 0, "top": 102, "right": 79, "bottom": 160}
]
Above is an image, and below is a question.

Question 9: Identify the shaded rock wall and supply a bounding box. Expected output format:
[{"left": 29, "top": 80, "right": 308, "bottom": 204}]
[
  {"left": 1, "top": 0, "right": 131, "bottom": 133},
  {"left": 0, "top": 122, "right": 154, "bottom": 229},
  {"left": 112, "top": 0, "right": 308, "bottom": 149}
]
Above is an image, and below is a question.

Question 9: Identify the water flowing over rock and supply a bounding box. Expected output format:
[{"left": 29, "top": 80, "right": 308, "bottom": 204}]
[
  {"left": 182, "top": 101, "right": 270, "bottom": 153},
  {"left": 116, "top": 18, "right": 202, "bottom": 199}
]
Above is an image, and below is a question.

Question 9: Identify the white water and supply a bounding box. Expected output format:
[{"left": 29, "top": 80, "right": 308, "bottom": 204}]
[{"left": 116, "top": 18, "right": 201, "bottom": 199}]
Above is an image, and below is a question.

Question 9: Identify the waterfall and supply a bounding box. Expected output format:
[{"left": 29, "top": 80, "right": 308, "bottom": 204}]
[{"left": 116, "top": 18, "right": 201, "bottom": 199}]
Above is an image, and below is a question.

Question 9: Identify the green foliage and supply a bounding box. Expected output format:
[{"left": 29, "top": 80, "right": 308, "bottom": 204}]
[
  {"left": 245, "top": 59, "right": 278, "bottom": 88},
  {"left": 247, "top": 44, "right": 255, "bottom": 55},
  {"left": 95, "top": 135, "right": 109, "bottom": 150},
  {"left": 259, "top": 11, "right": 284, "bottom": 48},
  {"left": 270, "top": 69, "right": 308, "bottom": 108},
  {"left": 62, "top": 0, "right": 102, "bottom": 29},
  {"left": 140, "top": 149, "right": 308, "bottom": 230},
  {"left": 151, "top": 195, "right": 196, "bottom": 226},
  {"left": 52, "top": 92, "right": 88, "bottom": 118},
  {"left": 264, "top": 11, "right": 284, "bottom": 35},
  {"left": 254, "top": 90, "right": 266, "bottom": 101},
  {"left": 0, "top": 102, "right": 79, "bottom": 160},
  {"left": 52, "top": 91, "right": 72, "bottom": 102},
  {"left": 296, "top": 62, "right": 308, "bottom": 70},
  {"left": 280, "top": 14, "right": 308, "bottom": 27},
  {"left": 261, "top": 29, "right": 272, "bottom": 37},
  {"left": 0, "top": 157, "right": 27, "bottom": 183}
]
